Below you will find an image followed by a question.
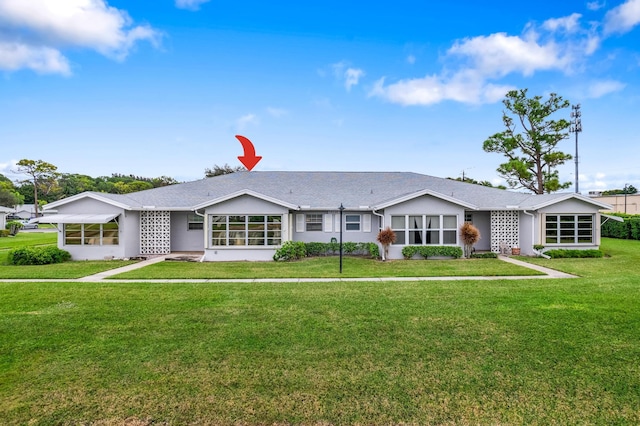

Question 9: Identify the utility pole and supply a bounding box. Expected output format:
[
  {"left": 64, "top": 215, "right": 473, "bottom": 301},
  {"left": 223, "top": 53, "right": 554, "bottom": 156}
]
[{"left": 570, "top": 104, "right": 582, "bottom": 193}]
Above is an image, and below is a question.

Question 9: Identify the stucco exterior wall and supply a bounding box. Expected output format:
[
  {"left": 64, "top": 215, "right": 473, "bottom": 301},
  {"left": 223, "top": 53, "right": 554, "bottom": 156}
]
[
  {"left": 292, "top": 210, "right": 379, "bottom": 244},
  {"left": 538, "top": 199, "right": 603, "bottom": 250},
  {"left": 202, "top": 195, "right": 290, "bottom": 261},
  {"left": 53, "top": 198, "right": 129, "bottom": 260},
  {"left": 465, "top": 210, "right": 491, "bottom": 252},
  {"left": 170, "top": 211, "right": 204, "bottom": 252},
  {"left": 383, "top": 195, "right": 466, "bottom": 260}
]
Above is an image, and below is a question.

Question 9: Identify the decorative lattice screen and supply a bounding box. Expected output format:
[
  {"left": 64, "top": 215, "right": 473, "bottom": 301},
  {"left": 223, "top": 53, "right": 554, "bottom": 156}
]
[
  {"left": 490, "top": 210, "right": 519, "bottom": 253},
  {"left": 140, "top": 211, "right": 171, "bottom": 255}
]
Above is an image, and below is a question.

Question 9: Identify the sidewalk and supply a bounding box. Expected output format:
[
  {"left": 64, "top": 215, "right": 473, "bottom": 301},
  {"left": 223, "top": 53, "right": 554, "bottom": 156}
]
[{"left": 53, "top": 253, "right": 575, "bottom": 283}]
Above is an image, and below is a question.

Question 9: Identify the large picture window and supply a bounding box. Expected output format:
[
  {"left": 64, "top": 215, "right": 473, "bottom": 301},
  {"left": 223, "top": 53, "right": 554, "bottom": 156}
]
[
  {"left": 545, "top": 214, "right": 593, "bottom": 244},
  {"left": 64, "top": 220, "right": 119, "bottom": 246},
  {"left": 210, "top": 215, "right": 282, "bottom": 247},
  {"left": 391, "top": 214, "right": 458, "bottom": 245}
]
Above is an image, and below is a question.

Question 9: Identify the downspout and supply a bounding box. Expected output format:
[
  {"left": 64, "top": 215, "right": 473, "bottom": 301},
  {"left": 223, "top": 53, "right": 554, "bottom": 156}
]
[
  {"left": 523, "top": 210, "right": 550, "bottom": 259},
  {"left": 372, "top": 208, "right": 385, "bottom": 261},
  {"left": 194, "top": 209, "right": 207, "bottom": 262}
]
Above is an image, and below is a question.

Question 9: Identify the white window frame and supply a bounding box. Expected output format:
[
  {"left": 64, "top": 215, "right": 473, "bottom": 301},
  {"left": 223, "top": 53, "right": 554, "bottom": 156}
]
[
  {"left": 187, "top": 213, "right": 204, "bottom": 230},
  {"left": 305, "top": 213, "right": 323, "bottom": 232},
  {"left": 63, "top": 221, "right": 119, "bottom": 246},
  {"left": 345, "top": 214, "right": 361, "bottom": 232},
  {"left": 210, "top": 215, "right": 282, "bottom": 247},
  {"left": 390, "top": 214, "right": 458, "bottom": 246},
  {"left": 544, "top": 214, "right": 594, "bottom": 245}
]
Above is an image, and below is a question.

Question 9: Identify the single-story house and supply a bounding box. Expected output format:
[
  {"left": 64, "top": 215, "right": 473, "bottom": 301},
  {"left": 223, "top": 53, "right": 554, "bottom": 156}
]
[
  {"left": 10, "top": 204, "right": 39, "bottom": 220},
  {"left": 37, "top": 171, "right": 613, "bottom": 261}
]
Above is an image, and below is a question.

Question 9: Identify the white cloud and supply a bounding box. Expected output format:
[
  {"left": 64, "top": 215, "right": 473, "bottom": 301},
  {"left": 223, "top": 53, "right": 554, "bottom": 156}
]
[
  {"left": 586, "top": 79, "right": 626, "bottom": 98},
  {"left": 0, "top": 41, "right": 70, "bottom": 75},
  {"left": 543, "top": 13, "right": 582, "bottom": 33},
  {"left": 344, "top": 68, "right": 364, "bottom": 91},
  {"left": 331, "top": 61, "right": 365, "bottom": 91},
  {"left": 447, "top": 32, "right": 571, "bottom": 77},
  {"left": 587, "top": 1, "right": 606, "bottom": 11},
  {"left": 175, "top": 0, "right": 210, "bottom": 11},
  {"left": 0, "top": 0, "right": 161, "bottom": 74},
  {"left": 266, "top": 107, "right": 288, "bottom": 118},
  {"left": 603, "top": 0, "right": 640, "bottom": 35},
  {"left": 370, "top": 71, "right": 513, "bottom": 106},
  {"left": 235, "top": 113, "right": 259, "bottom": 131}
]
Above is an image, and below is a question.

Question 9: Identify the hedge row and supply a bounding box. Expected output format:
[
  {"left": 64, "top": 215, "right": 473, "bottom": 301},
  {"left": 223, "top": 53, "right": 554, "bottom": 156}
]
[
  {"left": 7, "top": 246, "right": 71, "bottom": 265},
  {"left": 273, "top": 241, "right": 380, "bottom": 261},
  {"left": 401, "top": 245, "right": 463, "bottom": 260},
  {"left": 601, "top": 214, "right": 640, "bottom": 240},
  {"left": 545, "top": 249, "right": 604, "bottom": 259}
]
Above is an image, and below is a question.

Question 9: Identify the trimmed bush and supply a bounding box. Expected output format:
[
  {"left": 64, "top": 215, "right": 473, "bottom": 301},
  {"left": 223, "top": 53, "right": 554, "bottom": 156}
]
[
  {"left": 7, "top": 246, "right": 71, "bottom": 265},
  {"left": 273, "top": 241, "right": 306, "bottom": 261},
  {"left": 601, "top": 214, "right": 640, "bottom": 240},
  {"left": 0, "top": 229, "right": 9, "bottom": 237},
  {"left": 274, "top": 241, "right": 381, "bottom": 261},
  {"left": 545, "top": 249, "right": 604, "bottom": 259},
  {"left": 471, "top": 252, "right": 498, "bottom": 259},
  {"left": 402, "top": 246, "right": 463, "bottom": 260}
]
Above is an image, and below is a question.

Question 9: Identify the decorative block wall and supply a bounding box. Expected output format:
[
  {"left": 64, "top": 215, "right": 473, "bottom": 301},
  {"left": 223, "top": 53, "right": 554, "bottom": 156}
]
[
  {"left": 140, "top": 211, "right": 171, "bottom": 255},
  {"left": 490, "top": 210, "right": 519, "bottom": 253}
]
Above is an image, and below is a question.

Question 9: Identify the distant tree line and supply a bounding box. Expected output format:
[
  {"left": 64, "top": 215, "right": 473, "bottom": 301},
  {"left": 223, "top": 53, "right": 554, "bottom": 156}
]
[{"left": 0, "top": 159, "right": 246, "bottom": 209}]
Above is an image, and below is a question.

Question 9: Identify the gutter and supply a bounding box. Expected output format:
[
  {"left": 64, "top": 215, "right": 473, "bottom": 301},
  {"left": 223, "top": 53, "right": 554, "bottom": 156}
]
[
  {"left": 372, "top": 208, "right": 385, "bottom": 261},
  {"left": 193, "top": 209, "right": 207, "bottom": 262}
]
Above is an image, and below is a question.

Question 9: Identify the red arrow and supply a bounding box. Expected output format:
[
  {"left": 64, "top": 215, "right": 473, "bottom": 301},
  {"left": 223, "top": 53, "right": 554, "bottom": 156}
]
[{"left": 235, "top": 135, "right": 262, "bottom": 171}]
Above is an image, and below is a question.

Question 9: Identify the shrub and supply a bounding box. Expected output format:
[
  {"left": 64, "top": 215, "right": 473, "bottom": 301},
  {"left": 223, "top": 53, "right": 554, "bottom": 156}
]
[
  {"left": 402, "top": 246, "right": 463, "bottom": 259},
  {"left": 471, "top": 252, "right": 498, "bottom": 259},
  {"left": 601, "top": 214, "right": 640, "bottom": 240},
  {"left": 376, "top": 227, "right": 396, "bottom": 260},
  {"left": 273, "top": 241, "right": 306, "bottom": 261},
  {"left": 0, "top": 229, "right": 9, "bottom": 237},
  {"left": 545, "top": 249, "right": 603, "bottom": 259},
  {"left": 305, "top": 242, "right": 329, "bottom": 257},
  {"left": 459, "top": 222, "right": 480, "bottom": 258},
  {"left": 7, "top": 246, "right": 71, "bottom": 265},
  {"left": 5, "top": 220, "right": 23, "bottom": 236}
]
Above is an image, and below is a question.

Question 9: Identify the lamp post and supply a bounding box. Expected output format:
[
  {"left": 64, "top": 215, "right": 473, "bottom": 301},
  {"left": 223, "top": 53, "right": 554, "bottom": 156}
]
[
  {"left": 570, "top": 104, "right": 582, "bottom": 194},
  {"left": 338, "top": 203, "right": 344, "bottom": 274}
]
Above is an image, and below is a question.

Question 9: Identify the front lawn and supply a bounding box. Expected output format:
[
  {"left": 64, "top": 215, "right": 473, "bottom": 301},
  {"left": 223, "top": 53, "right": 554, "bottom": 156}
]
[
  {"left": 0, "top": 238, "right": 638, "bottom": 424},
  {"left": 111, "top": 255, "right": 544, "bottom": 279},
  {"left": 0, "top": 231, "right": 136, "bottom": 279}
]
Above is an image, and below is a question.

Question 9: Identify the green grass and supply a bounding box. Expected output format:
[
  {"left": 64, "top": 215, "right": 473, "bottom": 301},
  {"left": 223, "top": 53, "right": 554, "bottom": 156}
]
[
  {"left": 0, "top": 231, "right": 136, "bottom": 279},
  {"left": 112, "top": 256, "right": 543, "bottom": 279},
  {"left": 0, "top": 238, "right": 638, "bottom": 424}
]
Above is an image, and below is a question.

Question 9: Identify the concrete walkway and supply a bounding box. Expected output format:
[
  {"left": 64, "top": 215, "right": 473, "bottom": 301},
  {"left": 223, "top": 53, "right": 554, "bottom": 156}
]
[{"left": 0, "top": 253, "right": 574, "bottom": 283}]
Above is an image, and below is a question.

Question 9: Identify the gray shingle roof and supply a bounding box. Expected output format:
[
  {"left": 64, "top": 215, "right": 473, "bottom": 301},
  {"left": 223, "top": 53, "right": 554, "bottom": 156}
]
[{"left": 55, "top": 171, "right": 605, "bottom": 211}]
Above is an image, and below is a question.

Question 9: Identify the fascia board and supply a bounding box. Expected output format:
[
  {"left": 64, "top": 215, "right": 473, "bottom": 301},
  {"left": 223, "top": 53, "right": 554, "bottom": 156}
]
[
  {"left": 43, "top": 192, "right": 132, "bottom": 211},
  {"left": 193, "top": 189, "right": 299, "bottom": 210},
  {"left": 529, "top": 194, "right": 613, "bottom": 211},
  {"left": 373, "top": 189, "right": 478, "bottom": 210}
]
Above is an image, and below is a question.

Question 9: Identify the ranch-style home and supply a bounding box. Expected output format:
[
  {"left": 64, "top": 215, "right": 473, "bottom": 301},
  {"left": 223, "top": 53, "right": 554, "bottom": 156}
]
[{"left": 37, "top": 171, "right": 612, "bottom": 261}]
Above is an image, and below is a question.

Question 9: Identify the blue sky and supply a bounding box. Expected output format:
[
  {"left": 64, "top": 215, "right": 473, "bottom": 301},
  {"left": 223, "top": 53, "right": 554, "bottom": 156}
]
[{"left": 1, "top": 0, "right": 639, "bottom": 194}]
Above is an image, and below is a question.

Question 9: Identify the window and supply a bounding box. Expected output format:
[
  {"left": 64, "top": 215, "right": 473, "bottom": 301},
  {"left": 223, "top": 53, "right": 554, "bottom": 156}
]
[
  {"left": 64, "top": 220, "right": 119, "bottom": 246},
  {"left": 391, "top": 214, "right": 458, "bottom": 245},
  {"left": 187, "top": 213, "right": 204, "bottom": 230},
  {"left": 306, "top": 214, "right": 323, "bottom": 231},
  {"left": 545, "top": 214, "right": 593, "bottom": 244},
  {"left": 210, "top": 215, "right": 282, "bottom": 247},
  {"left": 345, "top": 214, "right": 361, "bottom": 231}
]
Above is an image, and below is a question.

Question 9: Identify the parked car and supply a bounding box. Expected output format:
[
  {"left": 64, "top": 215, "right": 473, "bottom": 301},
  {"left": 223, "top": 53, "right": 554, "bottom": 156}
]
[{"left": 20, "top": 220, "right": 39, "bottom": 229}]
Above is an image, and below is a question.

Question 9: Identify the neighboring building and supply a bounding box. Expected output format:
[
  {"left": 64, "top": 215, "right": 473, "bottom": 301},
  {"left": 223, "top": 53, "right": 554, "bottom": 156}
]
[
  {"left": 37, "top": 171, "right": 612, "bottom": 261},
  {"left": 10, "top": 204, "right": 39, "bottom": 220},
  {"left": 590, "top": 194, "right": 640, "bottom": 215},
  {"left": 0, "top": 206, "right": 12, "bottom": 230}
]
